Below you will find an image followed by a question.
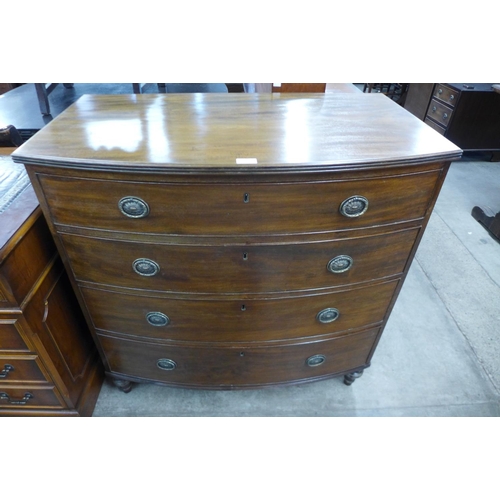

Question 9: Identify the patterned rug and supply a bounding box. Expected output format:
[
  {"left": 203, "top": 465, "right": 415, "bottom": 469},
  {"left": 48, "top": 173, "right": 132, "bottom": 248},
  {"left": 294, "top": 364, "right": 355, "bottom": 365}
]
[{"left": 0, "top": 155, "right": 31, "bottom": 214}]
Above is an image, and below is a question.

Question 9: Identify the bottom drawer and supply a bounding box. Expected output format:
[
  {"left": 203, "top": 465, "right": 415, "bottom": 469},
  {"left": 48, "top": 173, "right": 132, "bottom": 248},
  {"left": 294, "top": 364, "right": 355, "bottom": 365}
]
[
  {"left": 0, "top": 386, "right": 63, "bottom": 409},
  {"left": 99, "top": 328, "right": 379, "bottom": 388}
]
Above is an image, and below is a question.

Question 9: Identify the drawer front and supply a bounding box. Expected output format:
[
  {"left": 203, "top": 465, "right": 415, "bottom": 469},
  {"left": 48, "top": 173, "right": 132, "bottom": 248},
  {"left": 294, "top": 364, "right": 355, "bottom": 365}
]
[
  {"left": 424, "top": 118, "right": 446, "bottom": 136},
  {"left": 0, "top": 386, "right": 63, "bottom": 409},
  {"left": 433, "top": 84, "right": 459, "bottom": 107},
  {"left": 39, "top": 171, "right": 441, "bottom": 235},
  {"left": 99, "top": 328, "right": 379, "bottom": 387},
  {"left": 0, "top": 320, "right": 31, "bottom": 352},
  {"left": 82, "top": 279, "right": 398, "bottom": 342},
  {"left": 426, "top": 99, "right": 453, "bottom": 128},
  {"left": 0, "top": 356, "right": 50, "bottom": 383},
  {"left": 63, "top": 229, "right": 417, "bottom": 293}
]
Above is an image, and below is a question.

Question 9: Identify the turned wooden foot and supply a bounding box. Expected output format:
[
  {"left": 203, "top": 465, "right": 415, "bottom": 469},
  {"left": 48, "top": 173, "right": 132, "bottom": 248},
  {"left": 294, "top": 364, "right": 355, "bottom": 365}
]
[
  {"left": 343, "top": 370, "right": 364, "bottom": 386},
  {"left": 111, "top": 377, "right": 133, "bottom": 393}
]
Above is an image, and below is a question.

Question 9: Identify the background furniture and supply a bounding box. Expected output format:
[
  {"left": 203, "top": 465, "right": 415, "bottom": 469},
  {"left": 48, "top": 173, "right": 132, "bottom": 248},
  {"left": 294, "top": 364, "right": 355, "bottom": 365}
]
[
  {"left": 0, "top": 154, "right": 103, "bottom": 415},
  {"left": 13, "top": 93, "right": 461, "bottom": 393},
  {"left": 405, "top": 83, "right": 500, "bottom": 160}
]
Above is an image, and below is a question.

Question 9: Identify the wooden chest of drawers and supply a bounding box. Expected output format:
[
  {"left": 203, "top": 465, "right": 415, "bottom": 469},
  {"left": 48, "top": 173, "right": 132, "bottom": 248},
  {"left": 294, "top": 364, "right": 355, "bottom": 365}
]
[
  {"left": 12, "top": 93, "right": 462, "bottom": 392},
  {"left": 0, "top": 155, "right": 103, "bottom": 415},
  {"left": 406, "top": 83, "right": 500, "bottom": 158}
]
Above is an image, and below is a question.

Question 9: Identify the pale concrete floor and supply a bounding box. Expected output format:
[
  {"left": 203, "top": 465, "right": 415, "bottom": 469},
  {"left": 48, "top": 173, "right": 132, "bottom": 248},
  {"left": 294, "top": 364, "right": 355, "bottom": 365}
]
[{"left": 92, "top": 155, "right": 500, "bottom": 417}]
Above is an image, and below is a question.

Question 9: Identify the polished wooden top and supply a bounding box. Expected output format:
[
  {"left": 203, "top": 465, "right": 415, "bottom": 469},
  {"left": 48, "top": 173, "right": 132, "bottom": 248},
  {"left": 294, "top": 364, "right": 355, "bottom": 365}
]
[{"left": 13, "top": 93, "right": 462, "bottom": 173}]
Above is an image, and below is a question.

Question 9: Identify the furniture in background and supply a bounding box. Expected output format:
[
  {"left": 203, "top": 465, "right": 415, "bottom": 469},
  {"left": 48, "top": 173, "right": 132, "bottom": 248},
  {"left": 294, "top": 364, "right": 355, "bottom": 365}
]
[
  {"left": 404, "top": 83, "right": 500, "bottom": 160},
  {"left": 471, "top": 84, "right": 500, "bottom": 242},
  {"left": 34, "top": 83, "right": 75, "bottom": 115},
  {"left": 272, "top": 83, "right": 326, "bottom": 92},
  {"left": 13, "top": 93, "right": 461, "bottom": 393},
  {"left": 0, "top": 154, "right": 103, "bottom": 415},
  {"left": 363, "top": 83, "right": 409, "bottom": 104}
]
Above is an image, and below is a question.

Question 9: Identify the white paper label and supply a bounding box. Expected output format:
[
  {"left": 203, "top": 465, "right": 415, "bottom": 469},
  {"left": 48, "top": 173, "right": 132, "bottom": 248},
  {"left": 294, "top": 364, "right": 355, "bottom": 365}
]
[
  {"left": 273, "top": 83, "right": 281, "bottom": 87},
  {"left": 236, "top": 158, "right": 258, "bottom": 164}
]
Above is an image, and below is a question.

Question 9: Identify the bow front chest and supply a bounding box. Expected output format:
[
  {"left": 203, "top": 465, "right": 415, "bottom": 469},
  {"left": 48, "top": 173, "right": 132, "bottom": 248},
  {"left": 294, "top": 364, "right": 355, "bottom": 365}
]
[{"left": 13, "top": 93, "right": 462, "bottom": 392}]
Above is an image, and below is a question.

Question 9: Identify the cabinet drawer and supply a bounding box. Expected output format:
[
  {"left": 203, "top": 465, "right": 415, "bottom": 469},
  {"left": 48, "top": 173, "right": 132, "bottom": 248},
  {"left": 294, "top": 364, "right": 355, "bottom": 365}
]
[
  {"left": 0, "top": 355, "right": 50, "bottom": 383},
  {"left": 0, "top": 320, "right": 31, "bottom": 352},
  {"left": 39, "top": 171, "right": 441, "bottom": 235},
  {"left": 63, "top": 228, "right": 417, "bottom": 294},
  {"left": 426, "top": 99, "right": 453, "bottom": 128},
  {"left": 0, "top": 386, "right": 63, "bottom": 409},
  {"left": 433, "top": 84, "right": 459, "bottom": 107},
  {"left": 98, "top": 328, "right": 379, "bottom": 387},
  {"left": 82, "top": 279, "right": 398, "bottom": 342},
  {"left": 424, "top": 118, "right": 446, "bottom": 136}
]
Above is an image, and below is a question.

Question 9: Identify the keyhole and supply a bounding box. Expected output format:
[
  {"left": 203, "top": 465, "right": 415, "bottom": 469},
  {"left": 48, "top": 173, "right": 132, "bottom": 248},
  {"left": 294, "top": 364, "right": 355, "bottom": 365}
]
[
  {"left": 243, "top": 252, "right": 248, "bottom": 260},
  {"left": 239, "top": 352, "right": 245, "bottom": 357},
  {"left": 243, "top": 193, "right": 250, "bottom": 203},
  {"left": 241, "top": 304, "right": 246, "bottom": 311}
]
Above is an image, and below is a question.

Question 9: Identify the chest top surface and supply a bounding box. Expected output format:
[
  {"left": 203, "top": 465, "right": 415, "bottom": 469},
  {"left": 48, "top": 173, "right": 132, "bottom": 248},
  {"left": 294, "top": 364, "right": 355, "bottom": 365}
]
[{"left": 12, "top": 93, "right": 462, "bottom": 172}]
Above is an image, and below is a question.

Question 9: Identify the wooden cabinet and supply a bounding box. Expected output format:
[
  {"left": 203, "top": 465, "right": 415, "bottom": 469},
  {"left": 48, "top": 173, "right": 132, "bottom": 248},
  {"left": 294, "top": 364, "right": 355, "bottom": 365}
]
[
  {"left": 0, "top": 155, "right": 103, "bottom": 415},
  {"left": 12, "top": 93, "right": 462, "bottom": 392},
  {"left": 405, "top": 83, "right": 500, "bottom": 157}
]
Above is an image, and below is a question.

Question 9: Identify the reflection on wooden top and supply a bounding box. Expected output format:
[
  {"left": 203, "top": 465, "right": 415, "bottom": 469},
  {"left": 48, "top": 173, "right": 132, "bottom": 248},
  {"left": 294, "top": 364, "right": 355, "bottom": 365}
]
[{"left": 13, "top": 93, "right": 462, "bottom": 172}]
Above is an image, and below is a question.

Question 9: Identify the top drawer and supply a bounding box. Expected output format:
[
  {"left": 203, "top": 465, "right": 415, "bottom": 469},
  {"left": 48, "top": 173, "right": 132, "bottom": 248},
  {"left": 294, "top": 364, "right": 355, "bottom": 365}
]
[
  {"left": 37, "top": 170, "right": 442, "bottom": 236},
  {"left": 433, "top": 84, "right": 459, "bottom": 107}
]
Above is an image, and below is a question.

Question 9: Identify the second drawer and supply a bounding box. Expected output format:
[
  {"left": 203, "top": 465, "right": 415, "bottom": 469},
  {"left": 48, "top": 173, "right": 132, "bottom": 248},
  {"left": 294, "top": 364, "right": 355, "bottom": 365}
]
[{"left": 62, "top": 228, "right": 418, "bottom": 293}]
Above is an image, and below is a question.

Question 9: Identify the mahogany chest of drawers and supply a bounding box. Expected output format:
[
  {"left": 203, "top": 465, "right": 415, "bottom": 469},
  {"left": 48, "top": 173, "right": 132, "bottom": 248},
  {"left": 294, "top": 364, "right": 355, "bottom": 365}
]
[
  {"left": 12, "top": 93, "right": 462, "bottom": 392},
  {"left": 0, "top": 155, "right": 103, "bottom": 415}
]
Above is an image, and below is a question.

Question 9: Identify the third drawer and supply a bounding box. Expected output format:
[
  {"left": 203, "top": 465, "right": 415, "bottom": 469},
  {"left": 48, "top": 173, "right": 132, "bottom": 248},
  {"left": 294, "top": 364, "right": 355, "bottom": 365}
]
[{"left": 80, "top": 279, "right": 399, "bottom": 342}]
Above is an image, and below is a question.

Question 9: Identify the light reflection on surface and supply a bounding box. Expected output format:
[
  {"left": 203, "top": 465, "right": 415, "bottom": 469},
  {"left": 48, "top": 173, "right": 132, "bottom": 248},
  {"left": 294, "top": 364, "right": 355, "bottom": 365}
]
[
  {"left": 85, "top": 119, "right": 143, "bottom": 153},
  {"left": 282, "top": 98, "right": 312, "bottom": 163},
  {"left": 146, "top": 96, "right": 170, "bottom": 163}
]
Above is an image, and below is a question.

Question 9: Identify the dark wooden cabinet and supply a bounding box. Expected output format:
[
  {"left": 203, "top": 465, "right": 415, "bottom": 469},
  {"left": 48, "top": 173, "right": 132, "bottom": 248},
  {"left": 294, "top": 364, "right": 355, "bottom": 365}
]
[
  {"left": 405, "top": 83, "right": 500, "bottom": 157},
  {"left": 0, "top": 155, "right": 103, "bottom": 415},
  {"left": 13, "top": 93, "right": 462, "bottom": 392}
]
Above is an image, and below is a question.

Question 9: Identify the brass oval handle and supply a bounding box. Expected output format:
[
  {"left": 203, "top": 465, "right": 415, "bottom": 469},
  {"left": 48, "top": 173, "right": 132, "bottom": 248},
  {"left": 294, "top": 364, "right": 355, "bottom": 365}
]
[
  {"left": 327, "top": 255, "right": 353, "bottom": 274},
  {"left": 146, "top": 312, "right": 170, "bottom": 327},
  {"left": 157, "top": 358, "right": 177, "bottom": 371},
  {"left": 432, "top": 106, "right": 437, "bottom": 112},
  {"left": 306, "top": 354, "right": 326, "bottom": 367},
  {"left": 316, "top": 308, "right": 340, "bottom": 324},
  {"left": 133, "top": 258, "right": 160, "bottom": 276},
  {"left": 339, "top": 196, "right": 369, "bottom": 217},
  {"left": 0, "top": 392, "right": 33, "bottom": 405},
  {"left": 449, "top": 94, "right": 454, "bottom": 100},
  {"left": 0, "top": 364, "right": 14, "bottom": 379},
  {"left": 118, "top": 196, "right": 150, "bottom": 218},
  {"left": 438, "top": 88, "right": 443, "bottom": 94},
  {"left": 443, "top": 113, "right": 448, "bottom": 119}
]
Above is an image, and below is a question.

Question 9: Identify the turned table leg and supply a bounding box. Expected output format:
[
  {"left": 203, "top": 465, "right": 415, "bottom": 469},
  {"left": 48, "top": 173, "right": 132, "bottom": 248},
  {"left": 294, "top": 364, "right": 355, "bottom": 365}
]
[{"left": 343, "top": 370, "right": 364, "bottom": 386}]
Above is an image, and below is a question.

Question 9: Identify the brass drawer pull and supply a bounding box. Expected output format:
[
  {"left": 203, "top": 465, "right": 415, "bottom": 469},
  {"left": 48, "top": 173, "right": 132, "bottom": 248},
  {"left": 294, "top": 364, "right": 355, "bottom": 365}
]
[
  {"left": 0, "top": 364, "right": 14, "bottom": 379},
  {"left": 133, "top": 258, "right": 160, "bottom": 276},
  {"left": 443, "top": 113, "right": 448, "bottom": 119},
  {"left": 0, "top": 392, "right": 33, "bottom": 405},
  {"left": 157, "top": 358, "right": 177, "bottom": 371},
  {"left": 327, "top": 255, "right": 353, "bottom": 273},
  {"left": 306, "top": 354, "right": 326, "bottom": 367},
  {"left": 316, "top": 308, "right": 340, "bottom": 324},
  {"left": 118, "top": 196, "right": 150, "bottom": 218},
  {"left": 339, "top": 195, "right": 369, "bottom": 217},
  {"left": 432, "top": 106, "right": 437, "bottom": 112},
  {"left": 146, "top": 312, "right": 170, "bottom": 327}
]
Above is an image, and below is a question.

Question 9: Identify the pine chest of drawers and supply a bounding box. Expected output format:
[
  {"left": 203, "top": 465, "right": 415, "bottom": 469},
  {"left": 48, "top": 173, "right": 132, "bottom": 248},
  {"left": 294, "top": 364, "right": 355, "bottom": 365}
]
[{"left": 12, "top": 93, "right": 462, "bottom": 392}]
